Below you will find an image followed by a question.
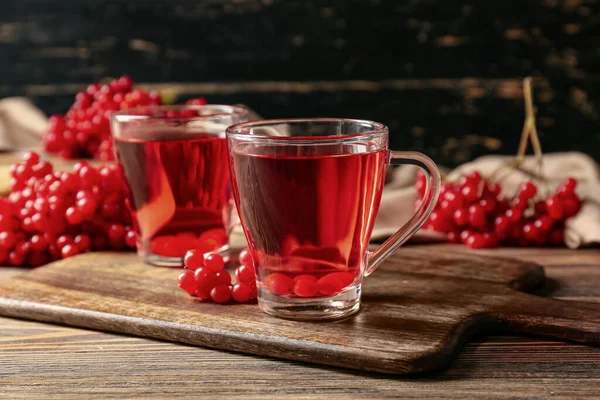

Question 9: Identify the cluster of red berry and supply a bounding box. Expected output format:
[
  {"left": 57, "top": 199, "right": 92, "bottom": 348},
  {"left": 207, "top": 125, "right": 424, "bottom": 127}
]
[
  {"left": 42, "top": 76, "right": 162, "bottom": 160},
  {"left": 1, "top": 151, "right": 135, "bottom": 266},
  {"left": 177, "top": 248, "right": 257, "bottom": 303},
  {"left": 418, "top": 171, "right": 581, "bottom": 248}
]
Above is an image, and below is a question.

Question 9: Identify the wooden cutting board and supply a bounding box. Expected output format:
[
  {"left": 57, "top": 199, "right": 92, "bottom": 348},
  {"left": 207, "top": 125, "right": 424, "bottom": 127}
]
[{"left": 0, "top": 247, "right": 599, "bottom": 375}]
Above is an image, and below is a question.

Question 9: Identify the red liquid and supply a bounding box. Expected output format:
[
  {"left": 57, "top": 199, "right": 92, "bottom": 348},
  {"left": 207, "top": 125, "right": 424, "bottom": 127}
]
[
  {"left": 230, "top": 144, "right": 387, "bottom": 298},
  {"left": 114, "top": 132, "right": 229, "bottom": 258}
]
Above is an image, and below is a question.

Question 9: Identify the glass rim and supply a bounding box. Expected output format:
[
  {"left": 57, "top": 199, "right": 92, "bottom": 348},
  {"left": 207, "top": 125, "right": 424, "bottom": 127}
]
[
  {"left": 226, "top": 118, "right": 389, "bottom": 143},
  {"left": 111, "top": 104, "right": 248, "bottom": 123}
]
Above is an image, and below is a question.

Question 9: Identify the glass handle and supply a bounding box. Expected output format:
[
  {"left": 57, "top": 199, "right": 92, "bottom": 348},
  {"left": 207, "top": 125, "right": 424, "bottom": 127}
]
[{"left": 365, "top": 151, "right": 441, "bottom": 276}]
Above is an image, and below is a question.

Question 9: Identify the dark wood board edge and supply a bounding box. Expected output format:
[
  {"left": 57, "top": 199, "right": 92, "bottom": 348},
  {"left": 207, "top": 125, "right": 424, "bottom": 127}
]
[
  {"left": 0, "top": 296, "right": 496, "bottom": 375},
  {"left": 487, "top": 292, "right": 600, "bottom": 346},
  {"left": 507, "top": 263, "right": 546, "bottom": 292},
  {"left": 380, "top": 245, "right": 548, "bottom": 290}
]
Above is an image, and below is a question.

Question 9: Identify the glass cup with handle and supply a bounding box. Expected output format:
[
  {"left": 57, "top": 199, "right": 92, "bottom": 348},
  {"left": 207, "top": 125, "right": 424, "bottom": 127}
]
[{"left": 226, "top": 118, "right": 441, "bottom": 320}]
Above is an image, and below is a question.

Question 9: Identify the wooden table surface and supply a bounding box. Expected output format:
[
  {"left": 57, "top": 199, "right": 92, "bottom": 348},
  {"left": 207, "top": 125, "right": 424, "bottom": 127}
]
[{"left": 1, "top": 245, "right": 599, "bottom": 399}]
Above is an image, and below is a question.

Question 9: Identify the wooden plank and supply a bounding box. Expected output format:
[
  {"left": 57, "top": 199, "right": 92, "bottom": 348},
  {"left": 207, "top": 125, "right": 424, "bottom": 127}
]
[{"left": 0, "top": 320, "right": 599, "bottom": 399}]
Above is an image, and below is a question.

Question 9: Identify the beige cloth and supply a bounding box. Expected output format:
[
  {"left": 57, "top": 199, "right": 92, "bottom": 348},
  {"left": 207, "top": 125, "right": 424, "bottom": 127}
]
[
  {"left": 1, "top": 97, "right": 598, "bottom": 248},
  {"left": 374, "top": 152, "right": 600, "bottom": 249},
  {"left": 0, "top": 98, "right": 48, "bottom": 150}
]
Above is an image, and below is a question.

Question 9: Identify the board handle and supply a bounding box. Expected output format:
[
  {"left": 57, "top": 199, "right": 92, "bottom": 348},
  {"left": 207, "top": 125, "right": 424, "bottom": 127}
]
[{"left": 492, "top": 292, "right": 600, "bottom": 345}]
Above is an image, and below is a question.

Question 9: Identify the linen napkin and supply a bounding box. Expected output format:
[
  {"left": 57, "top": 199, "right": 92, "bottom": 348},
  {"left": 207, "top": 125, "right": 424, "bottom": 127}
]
[{"left": 0, "top": 98, "right": 48, "bottom": 150}]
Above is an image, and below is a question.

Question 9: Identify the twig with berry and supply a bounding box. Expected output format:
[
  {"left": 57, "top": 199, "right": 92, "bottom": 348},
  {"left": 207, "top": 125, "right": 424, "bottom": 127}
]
[
  {"left": 0, "top": 152, "right": 137, "bottom": 266},
  {"left": 417, "top": 77, "right": 582, "bottom": 249},
  {"left": 42, "top": 75, "right": 207, "bottom": 161},
  {"left": 1, "top": 150, "right": 225, "bottom": 267}
]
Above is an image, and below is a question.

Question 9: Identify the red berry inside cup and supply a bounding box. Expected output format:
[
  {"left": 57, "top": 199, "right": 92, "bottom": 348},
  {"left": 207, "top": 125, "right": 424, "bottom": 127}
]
[
  {"left": 264, "top": 273, "right": 294, "bottom": 296},
  {"left": 293, "top": 275, "right": 318, "bottom": 297}
]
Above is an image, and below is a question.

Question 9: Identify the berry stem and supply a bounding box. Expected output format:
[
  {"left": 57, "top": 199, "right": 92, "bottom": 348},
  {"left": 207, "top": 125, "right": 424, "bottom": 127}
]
[
  {"left": 489, "top": 77, "right": 548, "bottom": 193},
  {"left": 522, "top": 78, "right": 545, "bottom": 181}
]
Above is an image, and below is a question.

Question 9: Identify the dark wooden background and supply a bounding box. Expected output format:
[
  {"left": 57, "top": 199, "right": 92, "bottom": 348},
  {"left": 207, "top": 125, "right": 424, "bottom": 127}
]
[{"left": 1, "top": 0, "right": 599, "bottom": 166}]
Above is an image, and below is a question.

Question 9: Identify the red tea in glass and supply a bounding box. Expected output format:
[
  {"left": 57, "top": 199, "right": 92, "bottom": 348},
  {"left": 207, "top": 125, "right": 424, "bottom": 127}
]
[
  {"left": 227, "top": 119, "right": 440, "bottom": 320},
  {"left": 111, "top": 105, "right": 247, "bottom": 266},
  {"left": 231, "top": 145, "right": 387, "bottom": 292}
]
